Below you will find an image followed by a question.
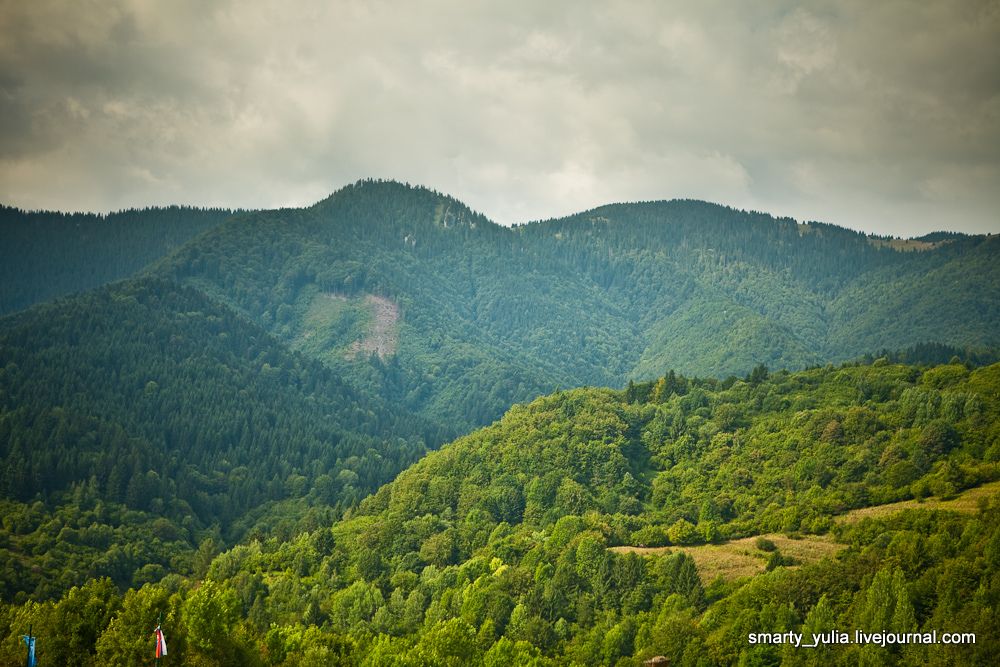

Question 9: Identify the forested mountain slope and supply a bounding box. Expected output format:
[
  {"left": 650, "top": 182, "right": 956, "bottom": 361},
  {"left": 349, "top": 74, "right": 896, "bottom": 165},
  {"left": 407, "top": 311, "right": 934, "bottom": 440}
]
[
  {"left": 3, "top": 360, "right": 997, "bottom": 664},
  {"left": 155, "top": 179, "right": 1000, "bottom": 429},
  {"left": 0, "top": 205, "right": 234, "bottom": 315},
  {"left": 157, "top": 182, "right": 638, "bottom": 431},
  {"left": 0, "top": 277, "right": 447, "bottom": 600},
  {"left": 1, "top": 180, "right": 998, "bottom": 664},
  {"left": 520, "top": 201, "right": 1000, "bottom": 377}
]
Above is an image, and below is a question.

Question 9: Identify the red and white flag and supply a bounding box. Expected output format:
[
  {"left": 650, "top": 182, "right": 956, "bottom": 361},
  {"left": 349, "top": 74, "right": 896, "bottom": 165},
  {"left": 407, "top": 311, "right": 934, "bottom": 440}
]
[{"left": 154, "top": 625, "right": 168, "bottom": 658}]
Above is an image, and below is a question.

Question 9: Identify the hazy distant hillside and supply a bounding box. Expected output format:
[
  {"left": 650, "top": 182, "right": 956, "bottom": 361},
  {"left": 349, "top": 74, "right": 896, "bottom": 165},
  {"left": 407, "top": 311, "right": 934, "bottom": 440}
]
[
  {"left": 155, "top": 180, "right": 1000, "bottom": 429},
  {"left": 522, "top": 200, "right": 1000, "bottom": 376},
  {"left": 158, "top": 181, "right": 633, "bottom": 431},
  {"left": 0, "top": 205, "right": 234, "bottom": 315}
]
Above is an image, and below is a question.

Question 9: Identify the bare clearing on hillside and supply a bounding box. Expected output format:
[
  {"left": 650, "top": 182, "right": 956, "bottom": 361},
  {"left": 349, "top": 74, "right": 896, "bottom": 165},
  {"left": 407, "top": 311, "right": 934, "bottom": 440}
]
[
  {"left": 347, "top": 294, "right": 399, "bottom": 359},
  {"left": 866, "top": 237, "right": 952, "bottom": 252}
]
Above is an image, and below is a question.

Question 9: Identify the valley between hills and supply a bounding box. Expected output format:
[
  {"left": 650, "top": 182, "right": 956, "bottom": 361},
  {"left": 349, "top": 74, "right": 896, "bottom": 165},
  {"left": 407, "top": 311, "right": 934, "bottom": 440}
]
[{"left": 1, "top": 180, "right": 999, "bottom": 665}]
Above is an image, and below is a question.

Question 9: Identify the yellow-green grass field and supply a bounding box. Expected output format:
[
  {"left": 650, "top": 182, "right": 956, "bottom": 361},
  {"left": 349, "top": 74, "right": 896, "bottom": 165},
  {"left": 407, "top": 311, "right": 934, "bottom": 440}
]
[
  {"left": 835, "top": 479, "right": 1000, "bottom": 525},
  {"left": 611, "top": 481, "right": 1000, "bottom": 582},
  {"left": 610, "top": 533, "right": 843, "bottom": 582}
]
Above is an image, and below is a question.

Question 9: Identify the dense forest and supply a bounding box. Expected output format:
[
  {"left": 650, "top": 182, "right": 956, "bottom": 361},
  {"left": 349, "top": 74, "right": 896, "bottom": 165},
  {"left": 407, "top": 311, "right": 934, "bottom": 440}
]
[
  {"left": 153, "top": 180, "right": 1000, "bottom": 430},
  {"left": 4, "top": 182, "right": 998, "bottom": 431},
  {"left": 0, "top": 278, "right": 449, "bottom": 601},
  {"left": 0, "top": 205, "right": 234, "bottom": 316},
  {"left": 1, "top": 360, "right": 997, "bottom": 664},
  {"left": 1, "top": 180, "right": 998, "bottom": 664}
]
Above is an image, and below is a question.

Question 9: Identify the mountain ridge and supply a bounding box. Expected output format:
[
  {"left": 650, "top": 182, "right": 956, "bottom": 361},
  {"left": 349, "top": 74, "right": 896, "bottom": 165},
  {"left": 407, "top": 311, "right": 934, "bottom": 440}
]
[
  {"left": 5, "top": 178, "right": 997, "bottom": 434},
  {"left": 143, "top": 179, "right": 999, "bottom": 430}
]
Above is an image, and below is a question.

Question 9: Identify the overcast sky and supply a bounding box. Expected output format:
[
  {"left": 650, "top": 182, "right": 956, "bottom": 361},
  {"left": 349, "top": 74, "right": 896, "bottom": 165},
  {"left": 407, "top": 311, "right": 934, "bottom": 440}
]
[{"left": 1, "top": 0, "right": 998, "bottom": 236}]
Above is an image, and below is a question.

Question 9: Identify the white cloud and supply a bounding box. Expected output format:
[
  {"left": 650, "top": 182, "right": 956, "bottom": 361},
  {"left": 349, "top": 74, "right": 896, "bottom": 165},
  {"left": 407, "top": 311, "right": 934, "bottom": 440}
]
[{"left": 0, "top": 0, "right": 997, "bottom": 236}]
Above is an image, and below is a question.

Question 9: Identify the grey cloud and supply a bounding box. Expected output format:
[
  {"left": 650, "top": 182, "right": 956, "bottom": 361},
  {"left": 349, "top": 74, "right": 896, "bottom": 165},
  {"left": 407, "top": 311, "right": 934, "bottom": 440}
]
[{"left": 0, "top": 0, "right": 997, "bottom": 235}]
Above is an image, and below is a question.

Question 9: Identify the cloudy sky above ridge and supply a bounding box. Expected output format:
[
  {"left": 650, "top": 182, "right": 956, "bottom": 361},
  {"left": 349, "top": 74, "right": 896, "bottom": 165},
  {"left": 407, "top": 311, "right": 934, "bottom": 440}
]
[{"left": 1, "top": 0, "right": 998, "bottom": 236}]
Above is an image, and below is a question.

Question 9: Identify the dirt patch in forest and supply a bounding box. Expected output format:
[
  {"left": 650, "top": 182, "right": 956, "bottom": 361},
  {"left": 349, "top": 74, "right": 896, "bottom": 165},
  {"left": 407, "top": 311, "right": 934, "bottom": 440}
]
[{"left": 346, "top": 294, "right": 399, "bottom": 359}]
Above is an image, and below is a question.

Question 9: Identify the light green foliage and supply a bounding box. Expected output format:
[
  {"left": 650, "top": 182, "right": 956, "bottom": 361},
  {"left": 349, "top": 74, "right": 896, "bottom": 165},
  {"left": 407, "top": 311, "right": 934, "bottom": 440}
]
[
  {"left": 328, "top": 581, "right": 384, "bottom": 633},
  {"left": 856, "top": 566, "right": 917, "bottom": 634},
  {"left": 483, "top": 636, "right": 551, "bottom": 666},
  {"left": 0, "top": 579, "right": 119, "bottom": 666},
  {"left": 668, "top": 519, "right": 699, "bottom": 545},
  {"left": 1, "top": 360, "right": 999, "bottom": 664},
  {"left": 408, "top": 618, "right": 479, "bottom": 666},
  {"left": 95, "top": 585, "right": 177, "bottom": 666},
  {"left": 183, "top": 580, "right": 239, "bottom": 652}
]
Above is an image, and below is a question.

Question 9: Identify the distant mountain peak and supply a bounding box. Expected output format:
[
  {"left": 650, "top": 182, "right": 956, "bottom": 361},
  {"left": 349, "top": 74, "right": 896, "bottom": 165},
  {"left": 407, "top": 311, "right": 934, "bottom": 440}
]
[
  {"left": 313, "top": 178, "right": 444, "bottom": 207},
  {"left": 311, "top": 178, "right": 498, "bottom": 232}
]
